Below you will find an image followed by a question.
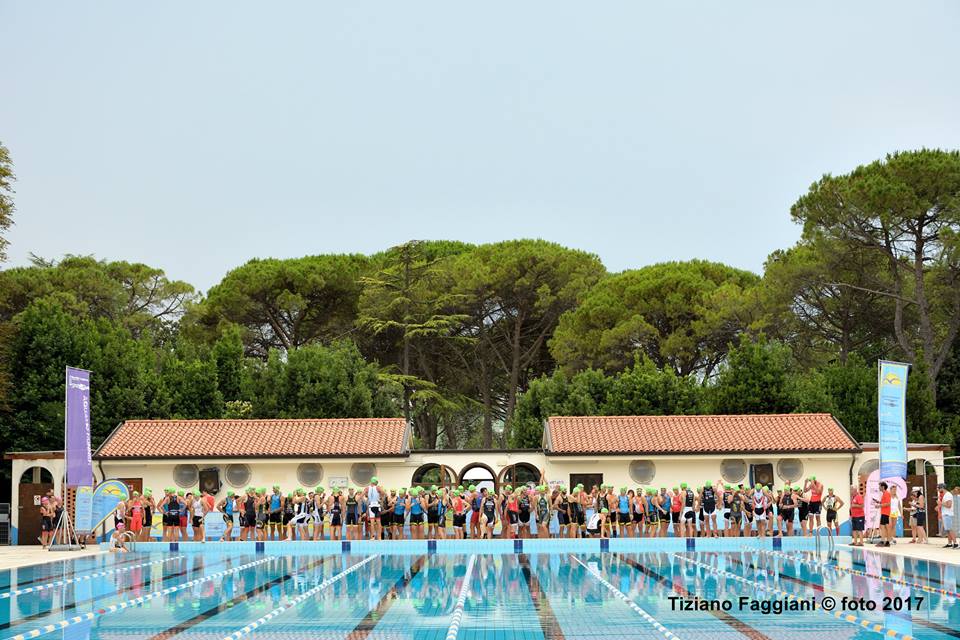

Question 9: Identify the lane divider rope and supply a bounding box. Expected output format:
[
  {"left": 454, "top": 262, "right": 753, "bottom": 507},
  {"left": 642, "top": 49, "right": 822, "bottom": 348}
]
[
  {"left": 571, "top": 555, "right": 681, "bottom": 640},
  {"left": 444, "top": 554, "right": 476, "bottom": 640},
  {"left": 220, "top": 555, "right": 379, "bottom": 640},
  {"left": 672, "top": 553, "right": 915, "bottom": 640},
  {"left": 9, "top": 556, "right": 278, "bottom": 640},
  {"left": 0, "top": 556, "right": 186, "bottom": 600},
  {"left": 754, "top": 547, "right": 960, "bottom": 599}
]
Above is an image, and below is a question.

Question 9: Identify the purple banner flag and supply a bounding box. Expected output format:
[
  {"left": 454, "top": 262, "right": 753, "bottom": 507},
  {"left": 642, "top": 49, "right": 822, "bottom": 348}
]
[{"left": 65, "top": 367, "right": 93, "bottom": 487}]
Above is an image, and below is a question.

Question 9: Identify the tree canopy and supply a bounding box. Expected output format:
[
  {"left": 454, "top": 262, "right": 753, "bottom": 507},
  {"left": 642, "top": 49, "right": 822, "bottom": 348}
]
[{"left": 2, "top": 148, "right": 960, "bottom": 486}]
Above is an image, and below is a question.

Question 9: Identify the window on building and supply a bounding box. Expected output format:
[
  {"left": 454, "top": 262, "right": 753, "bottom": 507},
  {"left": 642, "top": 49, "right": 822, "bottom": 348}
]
[
  {"left": 225, "top": 464, "right": 251, "bottom": 488},
  {"left": 173, "top": 464, "right": 199, "bottom": 488},
  {"left": 776, "top": 458, "right": 804, "bottom": 483},
  {"left": 297, "top": 463, "right": 324, "bottom": 487},
  {"left": 350, "top": 463, "right": 376, "bottom": 486},
  {"left": 721, "top": 459, "right": 747, "bottom": 484},
  {"left": 628, "top": 460, "right": 656, "bottom": 484}
]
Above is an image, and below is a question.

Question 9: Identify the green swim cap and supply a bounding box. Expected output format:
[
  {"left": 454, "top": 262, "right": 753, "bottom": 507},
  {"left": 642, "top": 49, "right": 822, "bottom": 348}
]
[
  {"left": 144, "top": 490, "right": 152, "bottom": 497},
  {"left": 431, "top": 485, "right": 438, "bottom": 491},
  {"left": 315, "top": 486, "right": 324, "bottom": 493},
  {"left": 228, "top": 491, "right": 235, "bottom": 497},
  {"left": 811, "top": 476, "right": 816, "bottom": 480},
  {"left": 400, "top": 487, "right": 407, "bottom": 493},
  {"left": 177, "top": 490, "right": 185, "bottom": 496},
  {"left": 286, "top": 493, "right": 292, "bottom": 498},
  {"left": 828, "top": 487, "right": 833, "bottom": 491},
  {"left": 680, "top": 483, "right": 687, "bottom": 489},
  {"left": 371, "top": 477, "right": 379, "bottom": 484},
  {"left": 620, "top": 486, "right": 627, "bottom": 492},
  {"left": 273, "top": 485, "right": 280, "bottom": 490},
  {"left": 601, "top": 508, "right": 609, "bottom": 514},
  {"left": 755, "top": 483, "right": 762, "bottom": 489},
  {"left": 672, "top": 487, "right": 679, "bottom": 491},
  {"left": 468, "top": 484, "right": 476, "bottom": 491},
  {"left": 458, "top": 485, "right": 464, "bottom": 490},
  {"left": 132, "top": 490, "right": 140, "bottom": 496}
]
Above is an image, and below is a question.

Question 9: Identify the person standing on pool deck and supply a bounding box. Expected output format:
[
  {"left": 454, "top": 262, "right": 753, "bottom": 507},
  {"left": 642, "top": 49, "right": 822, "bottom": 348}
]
[
  {"left": 363, "top": 477, "right": 382, "bottom": 540},
  {"left": 938, "top": 483, "right": 956, "bottom": 548},
  {"left": 481, "top": 486, "right": 501, "bottom": 539},
  {"left": 701, "top": 482, "right": 718, "bottom": 538},
  {"left": 778, "top": 486, "right": 795, "bottom": 537},
  {"left": 874, "top": 481, "right": 892, "bottom": 547},
  {"left": 752, "top": 484, "right": 769, "bottom": 537},
  {"left": 823, "top": 487, "right": 844, "bottom": 538},
  {"left": 805, "top": 476, "right": 824, "bottom": 535},
  {"left": 908, "top": 489, "right": 927, "bottom": 544},
  {"left": 849, "top": 485, "right": 866, "bottom": 546},
  {"left": 267, "top": 486, "right": 282, "bottom": 541}
]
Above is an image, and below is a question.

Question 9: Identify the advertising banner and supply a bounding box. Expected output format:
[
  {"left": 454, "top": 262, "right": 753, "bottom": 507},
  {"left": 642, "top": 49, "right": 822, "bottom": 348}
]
[
  {"left": 74, "top": 486, "right": 95, "bottom": 534},
  {"left": 878, "top": 360, "right": 909, "bottom": 479},
  {"left": 65, "top": 367, "right": 94, "bottom": 487},
  {"left": 203, "top": 511, "right": 227, "bottom": 540},
  {"left": 91, "top": 480, "right": 130, "bottom": 530}
]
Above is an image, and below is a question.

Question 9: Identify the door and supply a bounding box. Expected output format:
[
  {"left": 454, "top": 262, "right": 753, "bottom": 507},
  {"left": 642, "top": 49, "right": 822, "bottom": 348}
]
[
  {"left": 749, "top": 464, "right": 774, "bottom": 488},
  {"left": 906, "top": 473, "right": 939, "bottom": 536},
  {"left": 118, "top": 478, "right": 143, "bottom": 496},
  {"left": 18, "top": 483, "right": 53, "bottom": 545},
  {"left": 570, "top": 473, "right": 603, "bottom": 492}
]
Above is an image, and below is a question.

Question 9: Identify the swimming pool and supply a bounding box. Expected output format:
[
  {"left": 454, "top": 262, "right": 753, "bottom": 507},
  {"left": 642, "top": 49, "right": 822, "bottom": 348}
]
[{"left": 2, "top": 542, "right": 958, "bottom": 640}]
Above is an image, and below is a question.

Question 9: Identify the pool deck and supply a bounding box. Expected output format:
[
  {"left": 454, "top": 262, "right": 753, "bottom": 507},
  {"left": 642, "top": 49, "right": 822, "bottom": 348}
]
[
  {"left": 840, "top": 535, "right": 960, "bottom": 566},
  {"left": 0, "top": 545, "right": 105, "bottom": 570}
]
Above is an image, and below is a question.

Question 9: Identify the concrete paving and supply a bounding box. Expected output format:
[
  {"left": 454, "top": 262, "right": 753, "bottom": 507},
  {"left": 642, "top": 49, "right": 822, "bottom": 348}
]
[
  {"left": 839, "top": 536, "right": 960, "bottom": 565},
  {"left": 0, "top": 545, "right": 105, "bottom": 571}
]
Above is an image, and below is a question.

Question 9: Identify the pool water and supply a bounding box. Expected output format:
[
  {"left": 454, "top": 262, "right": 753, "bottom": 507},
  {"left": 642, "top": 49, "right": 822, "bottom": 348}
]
[{"left": 2, "top": 547, "right": 959, "bottom": 640}]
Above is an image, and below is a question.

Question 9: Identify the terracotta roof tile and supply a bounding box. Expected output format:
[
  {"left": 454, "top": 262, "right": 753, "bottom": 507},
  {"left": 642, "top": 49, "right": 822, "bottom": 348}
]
[
  {"left": 94, "top": 418, "right": 409, "bottom": 459},
  {"left": 545, "top": 414, "right": 859, "bottom": 455}
]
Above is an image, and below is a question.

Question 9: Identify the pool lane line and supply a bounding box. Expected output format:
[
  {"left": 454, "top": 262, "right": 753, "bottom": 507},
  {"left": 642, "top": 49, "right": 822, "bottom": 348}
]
[
  {"left": 570, "top": 555, "right": 681, "bottom": 640},
  {"left": 6, "top": 555, "right": 278, "bottom": 640},
  {"left": 219, "top": 554, "right": 379, "bottom": 640},
  {"left": 0, "top": 554, "right": 156, "bottom": 592},
  {"left": 443, "top": 554, "right": 476, "bottom": 640},
  {"left": 753, "top": 548, "right": 960, "bottom": 599},
  {"left": 517, "top": 554, "right": 566, "bottom": 640},
  {"left": 671, "top": 553, "right": 916, "bottom": 640},
  {"left": 145, "top": 556, "right": 335, "bottom": 640},
  {"left": 727, "top": 553, "right": 960, "bottom": 640},
  {"left": 0, "top": 556, "right": 236, "bottom": 632},
  {"left": 0, "top": 556, "right": 186, "bottom": 599},
  {"left": 615, "top": 554, "right": 772, "bottom": 640},
  {"left": 346, "top": 555, "right": 428, "bottom": 639}
]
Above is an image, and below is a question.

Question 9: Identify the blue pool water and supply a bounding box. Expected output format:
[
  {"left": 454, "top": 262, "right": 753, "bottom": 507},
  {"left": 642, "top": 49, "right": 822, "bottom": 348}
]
[{"left": 2, "top": 544, "right": 959, "bottom": 640}]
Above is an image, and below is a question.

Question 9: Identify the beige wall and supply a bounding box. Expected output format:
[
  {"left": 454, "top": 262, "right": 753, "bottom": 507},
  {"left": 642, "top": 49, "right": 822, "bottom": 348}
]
[{"left": 98, "top": 451, "right": 858, "bottom": 498}]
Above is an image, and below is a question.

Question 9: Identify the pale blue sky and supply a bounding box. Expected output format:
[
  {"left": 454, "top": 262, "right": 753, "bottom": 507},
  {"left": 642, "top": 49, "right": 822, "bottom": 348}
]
[{"left": 2, "top": 1, "right": 958, "bottom": 292}]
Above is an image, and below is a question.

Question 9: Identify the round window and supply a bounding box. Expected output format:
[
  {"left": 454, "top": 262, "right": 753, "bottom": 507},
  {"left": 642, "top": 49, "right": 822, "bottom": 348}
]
[
  {"left": 225, "top": 464, "right": 251, "bottom": 488},
  {"left": 777, "top": 458, "right": 804, "bottom": 483},
  {"left": 351, "top": 463, "right": 377, "bottom": 486},
  {"left": 297, "top": 463, "right": 324, "bottom": 487},
  {"left": 173, "top": 464, "right": 199, "bottom": 489},
  {"left": 720, "top": 459, "right": 747, "bottom": 483},
  {"left": 628, "top": 460, "right": 656, "bottom": 484}
]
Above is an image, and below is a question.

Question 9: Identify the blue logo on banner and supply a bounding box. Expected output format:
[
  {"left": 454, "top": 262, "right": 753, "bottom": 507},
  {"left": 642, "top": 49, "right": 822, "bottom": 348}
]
[{"left": 878, "top": 361, "right": 909, "bottom": 479}]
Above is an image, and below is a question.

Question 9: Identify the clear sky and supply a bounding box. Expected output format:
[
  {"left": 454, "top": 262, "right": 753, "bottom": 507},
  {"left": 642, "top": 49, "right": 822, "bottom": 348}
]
[{"left": 2, "top": 1, "right": 958, "bottom": 293}]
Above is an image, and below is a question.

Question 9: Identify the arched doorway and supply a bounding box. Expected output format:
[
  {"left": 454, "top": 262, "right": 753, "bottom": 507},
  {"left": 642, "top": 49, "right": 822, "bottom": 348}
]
[
  {"left": 411, "top": 463, "right": 457, "bottom": 489},
  {"left": 458, "top": 463, "right": 497, "bottom": 493},
  {"left": 497, "top": 463, "right": 541, "bottom": 488},
  {"left": 18, "top": 466, "right": 55, "bottom": 545}
]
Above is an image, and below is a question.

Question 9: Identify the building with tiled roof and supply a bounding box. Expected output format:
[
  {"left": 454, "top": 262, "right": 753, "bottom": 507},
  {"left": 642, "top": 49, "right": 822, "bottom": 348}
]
[{"left": 6, "top": 413, "right": 949, "bottom": 544}]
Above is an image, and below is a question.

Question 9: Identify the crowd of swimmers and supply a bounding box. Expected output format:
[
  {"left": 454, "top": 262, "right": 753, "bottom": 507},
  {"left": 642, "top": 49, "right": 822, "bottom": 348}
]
[
  {"left": 49, "top": 476, "right": 960, "bottom": 550},
  {"left": 102, "top": 476, "right": 913, "bottom": 542}
]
